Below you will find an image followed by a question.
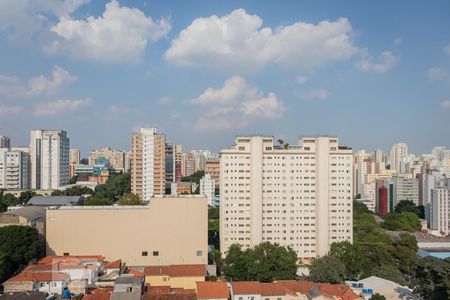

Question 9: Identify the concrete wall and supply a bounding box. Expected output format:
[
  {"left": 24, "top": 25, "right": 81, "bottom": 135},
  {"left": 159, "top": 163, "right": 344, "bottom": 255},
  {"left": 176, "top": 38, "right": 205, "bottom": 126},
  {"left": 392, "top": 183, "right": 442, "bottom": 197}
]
[
  {"left": 46, "top": 196, "right": 208, "bottom": 267},
  {"left": 145, "top": 275, "right": 204, "bottom": 290}
]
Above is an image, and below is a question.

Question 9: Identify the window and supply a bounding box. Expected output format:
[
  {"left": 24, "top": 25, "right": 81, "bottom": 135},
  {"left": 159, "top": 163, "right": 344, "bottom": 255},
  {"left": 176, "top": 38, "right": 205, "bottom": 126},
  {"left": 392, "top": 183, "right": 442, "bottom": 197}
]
[
  {"left": 153, "top": 251, "right": 159, "bottom": 256},
  {"left": 40, "top": 282, "right": 44, "bottom": 287},
  {"left": 51, "top": 282, "right": 57, "bottom": 287},
  {"left": 142, "top": 251, "right": 148, "bottom": 256},
  {"left": 63, "top": 252, "right": 69, "bottom": 256},
  {"left": 196, "top": 250, "right": 203, "bottom": 256}
]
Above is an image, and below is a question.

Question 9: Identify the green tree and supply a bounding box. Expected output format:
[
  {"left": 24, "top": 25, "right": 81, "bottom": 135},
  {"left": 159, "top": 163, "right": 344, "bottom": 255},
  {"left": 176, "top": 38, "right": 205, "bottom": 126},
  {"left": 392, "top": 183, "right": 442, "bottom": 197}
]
[
  {"left": 372, "top": 264, "right": 406, "bottom": 285},
  {"left": 370, "top": 293, "right": 386, "bottom": 300},
  {"left": 329, "top": 241, "right": 364, "bottom": 280},
  {"left": 93, "top": 172, "right": 130, "bottom": 201},
  {"left": 1, "top": 193, "right": 19, "bottom": 207},
  {"left": 208, "top": 207, "right": 219, "bottom": 219},
  {"left": 0, "top": 226, "right": 44, "bottom": 283},
  {"left": 413, "top": 256, "right": 450, "bottom": 300},
  {"left": 118, "top": 193, "right": 143, "bottom": 205},
  {"left": 51, "top": 190, "right": 64, "bottom": 196},
  {"left": 395, "top": 200, "right": 423, "bottom": 218},
  {"left": 383, "top": 212, "right": 421, "bottom": 232},
  {"left": 69, "top": 176, "right": 78, "bottom": 184},
  {"left": 84, "top": 198, "right": 113, "bottom": 206},
  {"left": 354, "top": 200, "right": 370, "bottom": 215},
  {"left": 223, "top": 242, "right": 297, "bottom": 282},
  {"left": 181, "top": 170, "right": 205, "bottom": 184},
  {"left": 65, "top": 186, "right": 93, "bottom": 196},
  {"left": 308, "top": 255, "right": 346, "bottom": 283},
  {"left": 18, "top": 191, "right": 36, "bottom": 204}
]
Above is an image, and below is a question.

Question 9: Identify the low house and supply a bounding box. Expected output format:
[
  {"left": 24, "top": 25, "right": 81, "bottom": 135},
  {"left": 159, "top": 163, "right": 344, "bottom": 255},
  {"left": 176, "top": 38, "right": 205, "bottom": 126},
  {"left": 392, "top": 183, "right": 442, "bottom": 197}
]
[
  {"left": 27, "top": 196, "right": 84, "bottom": 206},
  {"left": 3, "top": 272, "right": 69, "bottom": 295},
  {"left": 231, "top": 282, "right": 287, "bottom": 300},
  {"left": 0, "top": 206, "right": 46, "bottom": 235},
  {"left": 353, "top": 276, "right": 418, "bottom": 300},
  {"left": 277, "top": 281, "right": 359, "bottom": 300},
  {"left": 144, "top": 265, "right": 206, "bottom": 290},
  {"left": 110, "top": 275, "right": 144, "bottom": 300},
  {"left": 196, "top": 281, "right": 229, "bottom": 300}
]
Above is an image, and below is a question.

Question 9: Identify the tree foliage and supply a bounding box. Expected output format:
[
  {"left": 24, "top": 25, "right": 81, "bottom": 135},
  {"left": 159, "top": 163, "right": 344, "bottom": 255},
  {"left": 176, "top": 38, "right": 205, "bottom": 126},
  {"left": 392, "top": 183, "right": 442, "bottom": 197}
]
[
  {"left": 395, "top": 200, "right": 424, "bottom": 218},
  {"left": 383, "top": 212, "right": 421, "bottom": 232},
  {"left": 370, "top": 293, "right": 386, "bottom": 300},
  {"left": 181, "top": 170, "right": 205, "bottom": 184},
  {"left": 223, "top": 242, "right": 297, "bottom": 282},
  {"left": 91, "top": 172, "right": 130, "bottom": 201},
  {"left": 84, "top": 198, "right": 113, "bottom": 206},
  {"left": 0, "top": 226, "right": 44, "bottom": 283},
  {"left": 308, "top": 255, "right": 346, "bottom": 284},
  {"left": 413, "top": 256, "right": 450, "bottom": 300},
  {"left": 118, "top": 193, "right": 143, "bottom": 205}
]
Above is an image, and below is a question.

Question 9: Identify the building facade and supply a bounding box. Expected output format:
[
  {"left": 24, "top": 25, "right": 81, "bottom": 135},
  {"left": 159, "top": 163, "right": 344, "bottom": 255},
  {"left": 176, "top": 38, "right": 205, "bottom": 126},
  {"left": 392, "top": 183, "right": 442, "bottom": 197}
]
[
  {"left": 130, "top": 128, "right": 166, "bottom": 201},
  {"left": 0, "top": 135, "right": 10, "bottom": 148},
  {"left": 200, "top": 174, "right": 215, "bottom": 207},
  {"left": 205, "top": 157, "right": 220, "bottom": 189},
  {"left": 30, "top": 130, "right": 69, "bottom": 190},
  {"left": 46, "top": 195, "right": 208, "bottom": 266},
  {"left": 429, "top": 189, "right": 450, "bottom": 235},
  {"left": 89, "top": 147, "right": 125, "bottom": 172},
  {"left": 220, "top": 136, "right": 353, "bottom": 262}
]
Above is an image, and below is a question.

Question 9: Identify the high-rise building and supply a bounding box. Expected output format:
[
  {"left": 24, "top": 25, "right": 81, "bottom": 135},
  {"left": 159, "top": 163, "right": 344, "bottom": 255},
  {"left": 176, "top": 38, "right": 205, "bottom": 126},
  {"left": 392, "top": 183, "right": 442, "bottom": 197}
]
[
  {"left": 30, "top": 130, "right": 69, "bottom": 190},
  {"left": 0, "top": 148, "right": 7, "bottom": 188},
  {"left": 374, "top": 149, "right": 384, "bottom": 164},
  {"left": 377, "top": 186, "right": 388, "bottom": 216},
  {"left": 165, "top": 142, "right": 176, "bottom": 185},
  {"left": 205, "top": 157, "right": 220, "bottom": 189},
  {"left": 89, "top": 147, "right": 125, "bottom": 172},
  {"left": 220, "top": 136, "right": 353, "bottom": 262},
  {"left": 130, "top": 128, "right": 166, "bottom": 201},
  {"left": 389, "top": 143, "right": 408, "bottom": 172},
  {"left": 429, "top": 189, "right": 450, "bottom": 235},
  {"left": 5, "top": 149, "right": 31, "bottom": 189},
  {"left": 200, "top": 174, "right": 215, "bottom": 207},
  {"left": 69, "top": 148, "right": 80, "bottom": 179},
  {"left": 181, "top": 152, "right": 196, "bottom": 177},
  {"left": 175, "top": 144, "right": 183, "bottom": 182},
  {"left": 0, "top": 135, "right": 10, "bottom": 148},
  {"left": 392, "top": 173, "right": 419, "bottom": 206}
]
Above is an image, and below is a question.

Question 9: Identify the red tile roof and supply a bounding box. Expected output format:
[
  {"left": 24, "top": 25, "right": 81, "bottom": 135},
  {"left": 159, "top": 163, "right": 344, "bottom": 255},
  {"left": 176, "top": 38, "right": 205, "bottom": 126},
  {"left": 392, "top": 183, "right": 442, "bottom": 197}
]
[
  {"left": 38, "top": 255, "right": 105, "bottom": 264},
  {"left": 260, "top": 283, "right": 286, "bottom": 296},
  {"left": 128, "top": 269, "right": 146, "bottom": 278},
  {"left": 82, "top": 288, "right": 113, "bottom": 300},
  {"left": 5, "top": 272, "right": 68, "bottom": 283},
  {"left": 196, "top": 282, "right": 229, "bottom": 299},
  {"left": 144, "top": 265, "right": 205, "bottom": 277},
  {"left": 148, "top": 286, "right": 172, "bottom": 295},
  {"left": 277, "top": 281, "right": 359, "bottom": 300},
  {"left": 105, "top": 259, "right": 121, "bottom": 269},
  {"left": 231, "top": 282, "right": 261, "bottom": 295}
]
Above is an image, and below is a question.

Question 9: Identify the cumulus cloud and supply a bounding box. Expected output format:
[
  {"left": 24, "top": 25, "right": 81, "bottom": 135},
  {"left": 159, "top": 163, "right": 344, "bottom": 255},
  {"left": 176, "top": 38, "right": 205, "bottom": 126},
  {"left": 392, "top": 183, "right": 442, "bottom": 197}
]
[
  {"left": 441, "top": 100, "right": 450, "bottom": 109},
  {"left": 0, "top": 0, "right": 88, "bottom": 41},
  {"left": 444, "top": 44, "right": 450, "bottom": 56},
  {"left": 355, "top": 51, "right": 398, "bottom": 73},
  {"left": 0, "top": 105, "right": 24, "bottom": 117},
  {"left": 35, "top": 98, "right": 91, "bottom": 115},
  {"left": 189, "top": 76, "right": 285, "bottom": 131},
  {"left": 0, "top": 66, "right": 76, "bottom": 97},
  {"left": 428, "top": 67, "right": 448, "bottom": 81},
  {"left": 46, "top": 0, "right": 171, "bottom": 63},
  {"left": 299, "top": 89, "right": 331, "bottom": 101},
  {"left": 165, "top": 9, "right": 358, "bottom": 71}
]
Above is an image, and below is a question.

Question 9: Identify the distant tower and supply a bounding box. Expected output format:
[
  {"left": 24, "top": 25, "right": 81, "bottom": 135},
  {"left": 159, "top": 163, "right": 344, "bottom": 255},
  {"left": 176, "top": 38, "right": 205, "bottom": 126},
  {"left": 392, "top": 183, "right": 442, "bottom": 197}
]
[{"left": 0, "top": 135, "right": 10, "bottom": 148}]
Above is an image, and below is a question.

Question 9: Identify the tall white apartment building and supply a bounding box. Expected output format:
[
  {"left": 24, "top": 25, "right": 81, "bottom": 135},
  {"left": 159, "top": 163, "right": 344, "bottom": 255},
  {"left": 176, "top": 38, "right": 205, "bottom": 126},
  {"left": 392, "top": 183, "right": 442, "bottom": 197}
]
[
  {"left": 220, "top": 136, "right": 353, "bottom": 262},
  {"left": 389, "top": 143, "right": 408, "bottom": 172},
  {"left": 0, "top": 135, "right": 10, "bottom": 148},
  {"left": 0, "top": 148, "right": 7, "bottom": 188},
  {"left": 5, "top": 150, "right": 31, "bottom": 189},
  {"left": 130, "top": 128, "right": 166, "bottom": 201},
  {"left": 200, "top": 174, "right": 215, "bottom": 207},
  {"left": 392, "top": 173, "right": 419, "bottom": 206},
  {"left": 69, "top": 148, "right": 81, "bottom": 179},
  {"left": 30, "top": 130, "right": 70, "bottom": 190},
  {"left": 429, "top": 189, "right": 450, "bottom": 235}
]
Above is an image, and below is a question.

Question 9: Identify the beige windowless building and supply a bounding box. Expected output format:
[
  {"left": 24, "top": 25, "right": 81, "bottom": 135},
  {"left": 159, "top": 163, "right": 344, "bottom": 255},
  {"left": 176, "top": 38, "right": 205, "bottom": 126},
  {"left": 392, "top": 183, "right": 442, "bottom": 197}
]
[{"left": 220, "top": 136, "right": 353, "bottom": 262}]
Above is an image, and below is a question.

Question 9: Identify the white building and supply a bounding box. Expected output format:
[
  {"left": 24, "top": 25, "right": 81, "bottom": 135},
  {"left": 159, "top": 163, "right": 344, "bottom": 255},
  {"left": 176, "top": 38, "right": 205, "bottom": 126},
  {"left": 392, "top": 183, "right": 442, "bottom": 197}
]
[
  {"left": 200, "top": 174, "right": 215, "bottom": 207},
  {"left": 30, "top": 130, "right": 70, "bottom": 190},
  {"left": 5, "top": 149, "right": 31, "bottom": 189},
  {"left": 0, "top": 135, "right": 10, "bottom": 148},
  {"left": 392, "top": 173, "right": 419, "bottom": 206},
  {"left": 220, "top": 136, "right": 353, "bottom": 262},
  {"left": 0, "top": 148, "right": 7, "bottom": 188},
  {"left": 389, "top": 143, "right": 408, "bottom": 172},
  {"left": 429, "top": 189, "right": 450, "bottom": 236}
]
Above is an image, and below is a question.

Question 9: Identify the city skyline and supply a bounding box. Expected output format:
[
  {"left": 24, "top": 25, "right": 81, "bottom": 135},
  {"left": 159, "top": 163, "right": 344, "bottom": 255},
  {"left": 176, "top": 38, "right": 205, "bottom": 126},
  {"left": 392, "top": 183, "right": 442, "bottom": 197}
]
[{"left": 1, "top": 0, "right": 450, "bottom": 155}]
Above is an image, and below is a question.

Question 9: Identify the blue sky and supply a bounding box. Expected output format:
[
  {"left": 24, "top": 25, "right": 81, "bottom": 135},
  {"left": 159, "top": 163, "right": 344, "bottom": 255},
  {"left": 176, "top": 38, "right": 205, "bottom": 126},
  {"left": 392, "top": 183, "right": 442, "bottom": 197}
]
[{"left": 0, "top": 0, "right": 449, "bottom": 157}]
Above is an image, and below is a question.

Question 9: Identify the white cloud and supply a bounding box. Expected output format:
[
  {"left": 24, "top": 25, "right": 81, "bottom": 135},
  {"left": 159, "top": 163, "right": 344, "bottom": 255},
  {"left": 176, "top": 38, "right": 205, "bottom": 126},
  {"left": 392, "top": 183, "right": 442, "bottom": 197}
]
[
  {"left": 0, "top": 66, "right": 76, "bottom": 97},
  {"left": 0, "top": 105, "right": 24, "bottom": 117},
  {"left": 444, "top": 44, "right": 450, "bottom": 56},
  {"left": 189, "top": 76, "right": 285, "bottom": 131},
  {"left": 46, "top": 0, "right": 171, "bottom": 63},
  {"left": 35, "top": 98, "right": 91, "bottom": 115},
  {"left": 158, "top": 96, "right": 171, "bottom": 104},
  {"left": 355, "top": 51, "right": 398, "bottom": 73},
  {"left": 428, "top": 67, "right": 448, "bottom": 81},
  {"left": 300, "top": 89, "right": 331, "bottom": 101},
  {"left": 0, "top": 0, "right": 88, "bottom": 42},
  {"left": 296, "top": 75, "right": 309, "bottom": 85},
  {"left": 165, "top": 9, "right": 358, "bottom": 71},
  {"left": 394, "top": 38, "right": 402, "bottom": 45},
  {"left": 441, "top": 100, "right": 450, "bottom": 109}
]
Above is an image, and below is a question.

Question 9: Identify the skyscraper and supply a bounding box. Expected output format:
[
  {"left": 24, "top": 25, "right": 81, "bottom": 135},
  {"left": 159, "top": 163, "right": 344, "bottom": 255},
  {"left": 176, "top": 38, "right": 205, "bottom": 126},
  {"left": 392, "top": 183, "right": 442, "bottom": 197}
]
[
  {"left": 130, "top": 128, "right": 166, "bottom": 201},
  {"left": 69, "top": 148, "right": 81, "bottom": 179},
  {"left": 220, "top": 136, "right": 353, "bottom": 262},
  {"left": 30, "top": 130, "right": 69, "bottom": 190},
  {"left": 0, "top": 135, "right": 10, "bottom": 148},
  {"left": 389, "top": 143, "right": 408, "bottom": 172}
]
